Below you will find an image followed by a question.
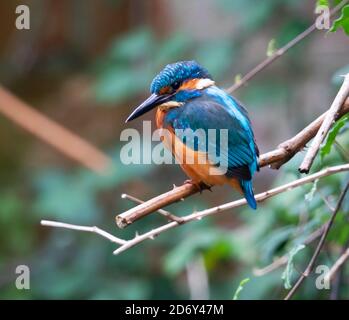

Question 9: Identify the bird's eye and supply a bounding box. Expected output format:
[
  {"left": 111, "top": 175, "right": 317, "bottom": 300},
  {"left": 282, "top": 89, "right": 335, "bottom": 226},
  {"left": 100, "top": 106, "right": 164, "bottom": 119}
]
[{"left": 171, "top": 81, "right": 181, "bottom": 91}]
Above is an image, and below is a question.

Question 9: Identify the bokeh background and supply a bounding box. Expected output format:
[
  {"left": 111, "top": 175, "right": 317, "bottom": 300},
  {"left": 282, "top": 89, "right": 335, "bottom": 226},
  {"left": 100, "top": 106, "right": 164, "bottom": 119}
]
[{"left": 0, "top": 0, "right": 348, "bottom": 299}]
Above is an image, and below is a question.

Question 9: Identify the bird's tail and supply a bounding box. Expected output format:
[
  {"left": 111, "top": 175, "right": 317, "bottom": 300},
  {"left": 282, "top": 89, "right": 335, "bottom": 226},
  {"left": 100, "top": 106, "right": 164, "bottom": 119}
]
[{"left": 240, "top": 180, "right": 257, "bottom": 210}]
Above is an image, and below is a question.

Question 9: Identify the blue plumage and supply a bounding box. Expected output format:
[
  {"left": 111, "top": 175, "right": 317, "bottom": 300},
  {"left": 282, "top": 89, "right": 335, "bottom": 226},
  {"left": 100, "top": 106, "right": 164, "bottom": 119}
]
[
  {"left": 164, "top": 86, "right": 259, "bottom": 208},
  {"left": 240, "top": 180, "right": 257, "bottom": 210},
  {"left": 151, "top": 61, "right": 211, "bottom": 94},
  {"left": 127, "top": 60, "right": 259, "bottom": 209}
]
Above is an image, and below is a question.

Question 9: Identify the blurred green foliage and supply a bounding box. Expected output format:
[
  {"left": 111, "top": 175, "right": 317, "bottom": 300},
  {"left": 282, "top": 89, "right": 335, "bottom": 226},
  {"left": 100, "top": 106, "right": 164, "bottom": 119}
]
[{"left": 93, "top": 28, "right": 235, "bottom": 103}]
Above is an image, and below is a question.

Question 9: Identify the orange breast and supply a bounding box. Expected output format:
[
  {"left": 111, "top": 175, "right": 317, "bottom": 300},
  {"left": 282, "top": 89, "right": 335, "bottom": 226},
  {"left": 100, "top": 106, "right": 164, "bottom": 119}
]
[
  {"left": 155, "top": 109, "right": 242, "bottom": 193},
  {"left": 155, "top": 108, "right": 166, "bottom": 129}
]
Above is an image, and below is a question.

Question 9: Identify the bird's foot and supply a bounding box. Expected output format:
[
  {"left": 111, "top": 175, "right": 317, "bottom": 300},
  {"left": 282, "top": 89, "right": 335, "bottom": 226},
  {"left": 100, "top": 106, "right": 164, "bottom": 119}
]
[{"left": 183, "top": 180, "right": 211, "bottom": 193}]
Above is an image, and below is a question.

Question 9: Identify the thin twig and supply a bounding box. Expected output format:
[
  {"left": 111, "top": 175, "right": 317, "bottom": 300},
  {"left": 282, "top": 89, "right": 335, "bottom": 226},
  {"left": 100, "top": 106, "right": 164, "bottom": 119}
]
[
  {"left": 225, "top": 1, "right": 348, "bottom": 93},
  {"left": 325, "top": 247, "right": 349, "bottom": 284},
  {"left": 299, "top": 74, "right": 349, "bottom": 173},
  {"left": 284, "top": 181, "right": 349, "bottom": 300},
  {"left": 253, "top": 256, "right": 289, "bottom": 277},
  {"left": 115, "top": 99, "right": 349, "bottom": 228},
  {"left": 263, "top": 99, "right": 349, "bottom": 170},
  {"left": 40, "top": 220, "right": 126, "bottom": 245}
]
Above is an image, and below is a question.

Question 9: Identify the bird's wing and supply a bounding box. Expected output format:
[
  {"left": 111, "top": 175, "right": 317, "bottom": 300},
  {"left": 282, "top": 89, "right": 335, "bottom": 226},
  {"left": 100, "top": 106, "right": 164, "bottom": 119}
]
[{"left": 164, "top": 95, "right": 258, "bottom": 180}]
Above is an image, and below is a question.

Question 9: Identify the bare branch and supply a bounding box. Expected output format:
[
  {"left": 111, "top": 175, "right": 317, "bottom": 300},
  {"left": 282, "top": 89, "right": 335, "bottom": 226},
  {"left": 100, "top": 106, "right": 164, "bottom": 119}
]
[
  {"left": 116, "top": 99, "right": 349, "bottom": 228},
  {"left": 253, "top": 256, "right": 289, "bottom": 277},
  {"left": 299, "top": 74, "right": 349, "bottom": 173},
  {"left": 40, "top": 220, "right": 126, "bottom": 245},
  {"left": 284, "top": 180, "right": 349, "bottom": 300},
  {"left": 225, "top": 1, "right": 348, "bottom": 93},
  {"left": 41, "top": 164, "right": 349, "bottom": 256},
  {"left": 121, "top": 193, "right": 184, "bottom": 223}
]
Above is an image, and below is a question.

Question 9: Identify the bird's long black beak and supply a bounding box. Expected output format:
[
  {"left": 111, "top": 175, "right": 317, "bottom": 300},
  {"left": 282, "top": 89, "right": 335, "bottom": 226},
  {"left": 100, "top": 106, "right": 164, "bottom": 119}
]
[{"left": 125, "top": 93, "right": 172, "bottom": 123}]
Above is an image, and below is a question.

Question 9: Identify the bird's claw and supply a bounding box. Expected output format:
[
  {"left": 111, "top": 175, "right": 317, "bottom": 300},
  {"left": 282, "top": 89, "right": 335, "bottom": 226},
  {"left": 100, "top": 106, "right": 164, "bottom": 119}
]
[{"left": 183, "top": 180, "right": 210, "bottom": 193}]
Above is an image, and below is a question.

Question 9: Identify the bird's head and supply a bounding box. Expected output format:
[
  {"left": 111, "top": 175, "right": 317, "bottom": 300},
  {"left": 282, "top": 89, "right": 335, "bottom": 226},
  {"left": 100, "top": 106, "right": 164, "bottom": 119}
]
[{"left": 126, "top": 60, "right": 214, "bottom": 122}]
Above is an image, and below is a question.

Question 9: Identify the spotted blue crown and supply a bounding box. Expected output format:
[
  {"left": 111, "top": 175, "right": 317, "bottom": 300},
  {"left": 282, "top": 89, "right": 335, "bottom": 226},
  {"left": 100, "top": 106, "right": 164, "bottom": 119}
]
[{"left": 150, "top": 60, "right": 212, "bottom": 94}]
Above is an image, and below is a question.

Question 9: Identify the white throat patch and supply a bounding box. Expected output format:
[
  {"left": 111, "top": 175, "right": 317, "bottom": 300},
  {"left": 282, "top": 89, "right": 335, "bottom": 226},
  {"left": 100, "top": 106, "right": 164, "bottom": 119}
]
[
  {"left": 158, "top": 100, "right": 183, "bottom": 111},
  {"left": 196, "top": 78, "right": 215, "bottom": 89}
]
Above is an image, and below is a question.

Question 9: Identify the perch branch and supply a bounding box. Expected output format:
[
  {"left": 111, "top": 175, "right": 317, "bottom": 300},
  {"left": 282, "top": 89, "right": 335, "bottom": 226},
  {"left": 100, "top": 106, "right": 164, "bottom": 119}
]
[
  {"left": 284, "top": 181, "right": 349, "bottom": 300},
  {"left": 41, "top": 163, "right": 349, "bottom": 255},
  {"left": 0, "top": 86, "right": 111, "bottom": 173},
  {"left": 226, "top": 1, "right": 348, "bottom": 93},
  {"left": 121, "top": 193, "right": 184, "bottom": 223},
  {"left": 114, "top": 164, "right": 349, "bottom": 254},
  {"left": 299, "top": 74, "right": 349, "bottom": 173},
  {"left": 115, "top": 98, "right": 349, "bottom": 228}
]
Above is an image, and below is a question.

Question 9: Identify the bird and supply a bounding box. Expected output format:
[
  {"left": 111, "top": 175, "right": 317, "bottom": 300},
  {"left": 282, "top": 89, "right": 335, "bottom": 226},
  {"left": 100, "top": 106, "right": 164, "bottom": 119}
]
[{"left": 126, "top": 60, "right": 259, "bottom": 209}]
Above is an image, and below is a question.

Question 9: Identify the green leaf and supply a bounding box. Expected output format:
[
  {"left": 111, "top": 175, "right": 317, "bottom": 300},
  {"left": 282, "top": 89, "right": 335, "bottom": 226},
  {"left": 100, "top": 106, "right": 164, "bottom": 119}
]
[
  {"left": 233, "top": 278, "right": 250, "bottom": 300},
  {"left": 282, "top": 244, "right": 305, "bottom": 289},
  {"left": 316, "top": 0, "right": 329, "bottom": 10},
  {"left": 266, "top": 39, "right": 277, "bottom": 57},
  {"left": 320, "top": 113, "right": 349, "bottom": 159},
  {"left": 330, "top": 5, "right": 349, "bottom": 35}
]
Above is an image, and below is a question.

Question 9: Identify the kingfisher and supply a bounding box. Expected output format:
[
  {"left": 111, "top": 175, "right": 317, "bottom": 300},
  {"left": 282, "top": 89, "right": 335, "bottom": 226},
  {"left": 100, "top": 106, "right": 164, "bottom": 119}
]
[{"left": 126, "top": 61, "right": 259, "bottom": 209}]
